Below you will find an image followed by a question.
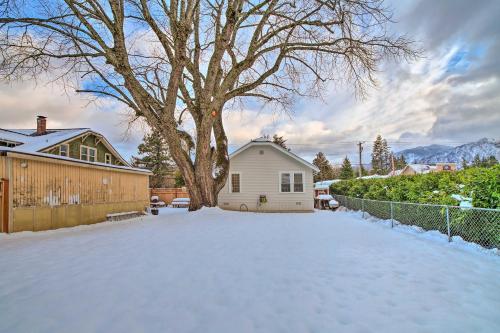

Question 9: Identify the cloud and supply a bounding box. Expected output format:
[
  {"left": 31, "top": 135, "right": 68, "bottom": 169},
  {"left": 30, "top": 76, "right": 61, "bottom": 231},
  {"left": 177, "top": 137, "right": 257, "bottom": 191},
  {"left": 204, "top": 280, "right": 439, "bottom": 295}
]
[
  {"left": 0, "top": 80, "right": 143, "bottom": 161},
  {"left": 1, "top": 0, "right": 499, "bottom": 166}
]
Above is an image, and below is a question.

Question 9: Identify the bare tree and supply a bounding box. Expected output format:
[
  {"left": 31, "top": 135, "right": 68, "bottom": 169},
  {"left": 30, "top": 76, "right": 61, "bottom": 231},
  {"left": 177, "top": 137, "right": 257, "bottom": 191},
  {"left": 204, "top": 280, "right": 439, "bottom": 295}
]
[{"left": 0, "top": 0, "right": 418, "bottom": 210}]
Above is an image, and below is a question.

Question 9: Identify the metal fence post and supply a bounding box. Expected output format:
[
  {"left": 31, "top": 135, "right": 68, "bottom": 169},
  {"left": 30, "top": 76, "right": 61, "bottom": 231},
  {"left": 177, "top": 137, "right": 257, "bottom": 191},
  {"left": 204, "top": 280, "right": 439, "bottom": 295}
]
[
  {"left": 446, "top": 206, "right": 451, "bottom": 242},
  {"left": 390, "top": 202, "right": 394, "bottom": 228},
  {"left": 361, "top": 199, "right": 365, "bottom": 218}
]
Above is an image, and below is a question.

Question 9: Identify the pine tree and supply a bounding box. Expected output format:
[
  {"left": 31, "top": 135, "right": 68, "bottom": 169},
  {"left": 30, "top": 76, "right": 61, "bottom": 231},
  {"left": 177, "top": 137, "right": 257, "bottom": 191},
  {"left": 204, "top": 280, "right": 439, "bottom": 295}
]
[
  {"left": 312, "top": 152, "right": 334, "bottom": 181},
  {"left": 396, "top": 155, "right": 407, "bottom": 169},
  {"left": 472, "top": 154, "right": 481, "bottom": 167},
  {"left": 371, "top": 135, "right": 391, "bottom": 174},
  {"left": 371, "top": 135, "right": 383, "bottom": 174},
  {"left": 381, "top": 139, "right": 391, "bottom": 174},
  {"left": 339, "top": 156, "right": 354, "bottom": 179},
  {"left": 487, "top": 155, "right": 499, "bottom": 167},
  {"left": 461, "top": 157, "right": 468, "bottom": 170},
  {"left": 132, "top": 129, "right": 174, "bottom": 188},
  {"left": 272, "top": 134, "right": 290, "bottom": 151}
]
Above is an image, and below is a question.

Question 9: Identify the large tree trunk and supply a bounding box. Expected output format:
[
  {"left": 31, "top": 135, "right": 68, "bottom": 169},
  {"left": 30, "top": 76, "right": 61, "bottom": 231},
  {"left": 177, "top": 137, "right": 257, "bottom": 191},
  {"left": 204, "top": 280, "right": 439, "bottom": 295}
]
[{"left": 162, "top": 109, "right": 229, "bottom": 211}]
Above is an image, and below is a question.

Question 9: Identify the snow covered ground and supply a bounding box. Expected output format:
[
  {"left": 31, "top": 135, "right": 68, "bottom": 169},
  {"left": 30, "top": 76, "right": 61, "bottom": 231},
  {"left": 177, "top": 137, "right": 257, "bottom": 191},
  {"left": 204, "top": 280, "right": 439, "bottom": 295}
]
[{"left": 1, "top": 208, "right": 499, "bottom": 333}]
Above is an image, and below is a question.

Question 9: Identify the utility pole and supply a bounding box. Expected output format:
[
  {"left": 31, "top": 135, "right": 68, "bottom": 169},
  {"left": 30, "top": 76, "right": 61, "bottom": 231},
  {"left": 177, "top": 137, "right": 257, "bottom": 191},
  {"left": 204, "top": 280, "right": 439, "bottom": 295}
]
[
  {"left": 391, "top": 153, "right": 396, "bottom": 175},
  {"left": 357, "top": 141, "right": 365, "bottom": 177}
]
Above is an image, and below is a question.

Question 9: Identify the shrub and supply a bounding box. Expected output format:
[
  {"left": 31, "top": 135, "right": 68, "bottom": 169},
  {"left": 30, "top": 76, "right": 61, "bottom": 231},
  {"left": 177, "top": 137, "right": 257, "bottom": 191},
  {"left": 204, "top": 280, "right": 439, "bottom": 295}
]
[{"left": 330, "top": 166, "right": 500, "bottom": 209}]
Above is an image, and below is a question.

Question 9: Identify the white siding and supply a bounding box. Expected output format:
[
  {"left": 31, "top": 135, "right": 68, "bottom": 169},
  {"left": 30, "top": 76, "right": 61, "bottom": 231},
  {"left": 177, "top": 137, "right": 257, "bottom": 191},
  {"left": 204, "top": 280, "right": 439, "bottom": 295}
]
[{"left": 218, "top": 145, "right": 314, "bottom": 212}]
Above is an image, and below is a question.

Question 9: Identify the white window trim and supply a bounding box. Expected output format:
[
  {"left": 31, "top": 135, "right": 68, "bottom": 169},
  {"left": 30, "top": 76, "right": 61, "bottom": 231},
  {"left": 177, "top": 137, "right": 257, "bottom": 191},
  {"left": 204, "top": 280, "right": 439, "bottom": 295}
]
[
  {"left": 105, "top": 153, "right": 112, "bottom": 164},
  {"left": 88, "top": 147, "right": 97, "bottom": 162},
  {"left": 59, "top": 144, "right": 69, "bottom": 157},
  {"left": 80, "top": 145, "right": 97, "bottom": 162},
  {"left": 80, "top": 145, "right": 88, "bottom": 161},
  {"left": 279, "top": 171, "right": 305, "bottom": 193},
  {"left": 229, "top": 172, "right": 242, "bottom": 193}
]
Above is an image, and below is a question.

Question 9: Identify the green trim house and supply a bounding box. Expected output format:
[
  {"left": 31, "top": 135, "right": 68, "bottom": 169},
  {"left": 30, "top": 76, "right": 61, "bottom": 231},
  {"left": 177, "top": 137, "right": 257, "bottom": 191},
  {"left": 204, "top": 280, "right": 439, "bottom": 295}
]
[{"left": 0, "top": 116, "right": 128, "bottom": 166}]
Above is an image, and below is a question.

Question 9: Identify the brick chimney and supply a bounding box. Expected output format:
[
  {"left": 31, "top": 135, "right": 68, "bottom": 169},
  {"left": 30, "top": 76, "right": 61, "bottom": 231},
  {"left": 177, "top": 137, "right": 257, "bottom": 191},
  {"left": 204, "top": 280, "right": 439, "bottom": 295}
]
[{"left": 36, "top": 116, "right": 47, "bottom": 135}]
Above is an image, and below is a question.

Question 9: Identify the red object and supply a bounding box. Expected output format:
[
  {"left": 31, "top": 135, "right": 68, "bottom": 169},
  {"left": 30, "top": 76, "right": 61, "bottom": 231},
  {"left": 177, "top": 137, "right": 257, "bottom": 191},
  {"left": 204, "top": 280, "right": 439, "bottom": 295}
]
[{"left": 36, "top": 116, "right": 47, "bottom": 135}]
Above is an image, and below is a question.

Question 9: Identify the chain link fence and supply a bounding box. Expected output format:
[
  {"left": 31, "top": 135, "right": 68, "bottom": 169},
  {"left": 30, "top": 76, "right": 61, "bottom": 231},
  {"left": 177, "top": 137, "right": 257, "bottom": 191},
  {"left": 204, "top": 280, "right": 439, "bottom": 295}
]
[{"left": 333, "top": 195, "right": 500, "bottom": 249}]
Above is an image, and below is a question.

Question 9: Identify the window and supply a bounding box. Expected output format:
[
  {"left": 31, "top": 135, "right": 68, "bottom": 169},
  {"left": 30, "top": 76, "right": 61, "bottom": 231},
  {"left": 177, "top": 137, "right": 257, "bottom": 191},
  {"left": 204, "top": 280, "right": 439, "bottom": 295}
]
[
  {"left": 59, "top": 144, "right": 69, "bottom": 157},
  {"left": 280, "top": 173, "right": 291, "bottom": 192},
  {"left": 80, "top": 146, "right": 88, "bottom": 161},
  {"left": 294, "top": 173, "right": 304, "bottom": 192},
  {"left": 89, "top": 148, "right": 96, "bottom": 162},
  {"left": 280, "top": 171, "right": 305, "bottom": 193},
  {"left": 105, "top": 153, "right": 112, "bottom": 164},
  {"left": 80, "top": 145, "right": 97, "bottom": 162},
  {"left": 230, "top": 173, "right": 241, "bottom": 193}
]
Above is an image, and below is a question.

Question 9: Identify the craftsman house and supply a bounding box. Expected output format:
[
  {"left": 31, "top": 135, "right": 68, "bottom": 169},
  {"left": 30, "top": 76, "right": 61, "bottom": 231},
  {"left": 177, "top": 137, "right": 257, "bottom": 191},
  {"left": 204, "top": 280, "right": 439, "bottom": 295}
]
[
  {"left": 0, "top": 116, "right": 151, "bottom": 233},
  {"left": 218, "top": 137, "right": 319, "bottom": 212}
]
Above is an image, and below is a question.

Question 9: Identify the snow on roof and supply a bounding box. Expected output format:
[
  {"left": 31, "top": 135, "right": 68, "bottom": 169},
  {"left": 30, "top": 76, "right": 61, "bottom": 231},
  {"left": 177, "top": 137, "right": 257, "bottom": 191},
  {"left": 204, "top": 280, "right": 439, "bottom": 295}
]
[
  {"left": 0, "top": 128, "right": 89, "bottom": 152},
  {"left": 316, "top": 194, "right": 334, "bottom": 200},
  {"left": 388, "top": 169, "right": 403, "bottom": 176},
  {"left": 0, "top": 127, "right": 130, "bottom": 165},
  {"left": 356, "top": 174, "right": 390, "bottom": 180},
  {"left": 230, "top": 139, "right": 319, "bottom": 172},
  {"left": 314, "top": 179, "right": 341, "bottom": 189},
  {"left": 0, "top": 148, "right": 151, "bottom": 174},
  {"left": 406, "top": 164, "right": 433, "bottom": 174}
]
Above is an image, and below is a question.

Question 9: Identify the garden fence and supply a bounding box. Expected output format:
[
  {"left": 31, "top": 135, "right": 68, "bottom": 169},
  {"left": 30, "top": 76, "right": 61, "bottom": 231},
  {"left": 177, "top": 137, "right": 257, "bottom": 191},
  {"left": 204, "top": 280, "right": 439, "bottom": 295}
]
[{"left": 333, "top": 195, "right": 500, "bottom": 250}]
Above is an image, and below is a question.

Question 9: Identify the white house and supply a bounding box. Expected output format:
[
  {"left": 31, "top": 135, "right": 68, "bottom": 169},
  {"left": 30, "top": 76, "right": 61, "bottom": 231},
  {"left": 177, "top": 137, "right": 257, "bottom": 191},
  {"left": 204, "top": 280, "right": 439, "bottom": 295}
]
[{"left": 218, "top": 138, "right": 319, "bottom": 212}]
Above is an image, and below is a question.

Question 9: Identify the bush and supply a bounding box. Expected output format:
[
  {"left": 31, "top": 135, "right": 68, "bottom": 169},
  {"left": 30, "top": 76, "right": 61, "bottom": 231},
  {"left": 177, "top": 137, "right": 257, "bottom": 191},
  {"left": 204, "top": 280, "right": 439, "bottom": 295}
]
[
  {"left": 330, "top": 166, "right": 500, "bottom": 209},
  {"left": 330, "top": 166, "right": 500, "bottom": 249}
]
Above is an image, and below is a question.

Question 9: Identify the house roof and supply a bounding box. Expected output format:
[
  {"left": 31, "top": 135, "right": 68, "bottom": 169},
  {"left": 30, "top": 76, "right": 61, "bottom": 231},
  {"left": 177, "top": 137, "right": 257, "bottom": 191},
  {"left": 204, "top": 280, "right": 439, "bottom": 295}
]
[
  {"left": 404, "top": 164, "right": 436, "bottom": 174},
  {"left": 230, "top": 137, "right": 320, "bottom": 172},
  {"left": 0, "top": 128, "right": 129, "bottom": 165},
  {"left": 0, "top": 148, "right": 152, "bottom": 175},
  {"left": 314, "top": 179, "right": 341, "bottom": 190}
]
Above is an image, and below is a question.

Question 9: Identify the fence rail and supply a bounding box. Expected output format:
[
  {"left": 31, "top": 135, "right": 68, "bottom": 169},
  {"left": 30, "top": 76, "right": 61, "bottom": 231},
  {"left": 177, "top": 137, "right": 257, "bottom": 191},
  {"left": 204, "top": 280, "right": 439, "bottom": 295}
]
[{"left": 333, "top": 195, "right": 500, "bottom": 249}]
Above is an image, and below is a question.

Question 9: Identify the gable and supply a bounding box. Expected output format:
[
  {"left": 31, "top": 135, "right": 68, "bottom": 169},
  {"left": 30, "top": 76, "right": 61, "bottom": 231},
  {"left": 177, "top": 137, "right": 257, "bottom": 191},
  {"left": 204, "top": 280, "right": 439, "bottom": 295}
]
[
  {"left": 41, "top": 132, "right": 128, "bottom": 166},
  {"left": 230, "top": 141, "right": 319, "bottom": 172},
  {"left": 231, "top": 145, "right": 313, "bottom": 172}
]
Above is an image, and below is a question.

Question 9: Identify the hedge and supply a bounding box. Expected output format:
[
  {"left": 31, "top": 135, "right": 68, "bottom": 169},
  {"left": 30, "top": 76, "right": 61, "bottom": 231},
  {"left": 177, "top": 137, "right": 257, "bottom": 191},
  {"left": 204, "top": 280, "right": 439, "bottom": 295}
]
[{"left": 330, "top": 165, "right": 500, "bottom": 209}]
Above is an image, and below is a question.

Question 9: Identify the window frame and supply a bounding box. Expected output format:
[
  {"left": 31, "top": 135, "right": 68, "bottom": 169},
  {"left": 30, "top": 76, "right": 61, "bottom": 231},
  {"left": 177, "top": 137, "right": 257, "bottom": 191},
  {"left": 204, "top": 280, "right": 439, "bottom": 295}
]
[
  {"left": 293, "top": 172, "right": 305, "bottom": 193},
  {"left": 80, "top": 145, "right": 89, "bottom": 161},
  {"left": 105, "top": 153, "right": 112, "bottom": 165},
  {"left": 229, "top": 172, "right": 242, "bottom": 193},
  {"left": 80, "top": 145, "right": 97, "bottom": 162},
  {"left": 279, "top": 171, "right": 305, "bottom": 193},
  {"left": 88, "top": 147, "right": 97, "bottom": 162},
  {"left": 59, "top": 144, "right": 69, "bottom": 157}
]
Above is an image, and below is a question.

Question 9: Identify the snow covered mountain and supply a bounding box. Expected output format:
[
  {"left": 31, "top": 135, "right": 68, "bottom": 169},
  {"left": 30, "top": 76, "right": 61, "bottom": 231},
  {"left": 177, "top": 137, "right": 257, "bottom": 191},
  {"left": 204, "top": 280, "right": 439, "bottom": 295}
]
[{"left": 396, "top": 138, "right": 499, "bottom": 164}]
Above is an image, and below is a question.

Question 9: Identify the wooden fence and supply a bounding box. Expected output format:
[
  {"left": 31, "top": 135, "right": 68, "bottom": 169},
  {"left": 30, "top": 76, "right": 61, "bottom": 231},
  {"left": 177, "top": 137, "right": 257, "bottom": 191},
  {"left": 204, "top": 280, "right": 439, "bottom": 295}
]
[{"left": 150, "top": 187, "right": 189, "bottom": 204}]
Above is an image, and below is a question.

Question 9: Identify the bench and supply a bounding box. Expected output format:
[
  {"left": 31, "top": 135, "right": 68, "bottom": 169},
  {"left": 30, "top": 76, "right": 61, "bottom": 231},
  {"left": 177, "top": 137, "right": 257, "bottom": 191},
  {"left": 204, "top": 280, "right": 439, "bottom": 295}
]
[
  {"left": 171, "top": 198, "right": 190, "bottom": 208},
  {"left": 106, "top": 211, "right": 144, "bottom": 222}
]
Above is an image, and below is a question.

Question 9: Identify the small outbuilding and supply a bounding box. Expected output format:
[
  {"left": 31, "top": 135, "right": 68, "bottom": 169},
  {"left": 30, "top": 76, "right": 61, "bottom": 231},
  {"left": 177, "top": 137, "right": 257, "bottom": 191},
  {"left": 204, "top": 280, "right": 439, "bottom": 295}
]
[
  {"left": 0, "top": 116, "right": 151, "bottom": 233},
  {"left": 218, "top": 138, "right": 319, "bottom": 212}
]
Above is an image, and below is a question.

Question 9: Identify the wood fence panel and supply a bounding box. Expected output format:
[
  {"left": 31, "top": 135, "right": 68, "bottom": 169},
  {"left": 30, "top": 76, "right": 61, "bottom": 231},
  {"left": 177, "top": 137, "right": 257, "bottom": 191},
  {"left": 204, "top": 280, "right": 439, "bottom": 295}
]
[{"left": 150, "top": 188, "right": 189, "bottom": 204}]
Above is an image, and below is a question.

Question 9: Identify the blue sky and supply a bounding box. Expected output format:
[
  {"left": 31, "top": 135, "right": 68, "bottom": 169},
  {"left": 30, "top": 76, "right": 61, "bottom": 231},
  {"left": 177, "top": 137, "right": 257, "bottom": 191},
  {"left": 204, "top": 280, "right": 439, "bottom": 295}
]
[{"left": 0, "top": 0, "right": 499, "bottom": 166}]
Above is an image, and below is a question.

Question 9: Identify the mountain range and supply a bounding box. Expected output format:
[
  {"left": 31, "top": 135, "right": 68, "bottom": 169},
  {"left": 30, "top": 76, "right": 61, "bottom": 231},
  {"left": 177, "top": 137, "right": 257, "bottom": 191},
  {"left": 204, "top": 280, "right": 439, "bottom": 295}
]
[{"left": 396, "top": 138, "right": 499, "bottom": 165}]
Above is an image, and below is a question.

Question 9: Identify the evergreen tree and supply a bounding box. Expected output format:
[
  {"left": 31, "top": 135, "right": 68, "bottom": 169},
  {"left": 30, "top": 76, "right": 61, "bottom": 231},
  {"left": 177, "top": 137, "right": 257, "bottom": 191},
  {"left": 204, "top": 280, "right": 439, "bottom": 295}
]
[
  {"left": 371, "top": 135, "right": 383, "bottom": 174},
  {"left": 132, "top": 129, "right": 174, "bottom": 188},
  {"left": 371, "top": 135, "right": 391, "bottom": 174},
  {"left": 381, "top": 139, "right": 391, "bottom": 173},
  {"left": 487, "top": 155, "right": 499, "bottom": 167},
  {"left": 312, "top": 152, "right": 334, "bottom": 181},
  {"left": 396, "top": 155, "right": 407, "bottom": 169},
  {"left": 272, "top": 134, "right": 290, "bottom": 151},
  {"left": 461, "top": 157, "right": 468, "bottom": 170},
  {"left": 472, "top": 154, "right": 481, "bottom": 167},
  {"left": 339, "top": 156, "right": 354, "bottom": 179}
]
